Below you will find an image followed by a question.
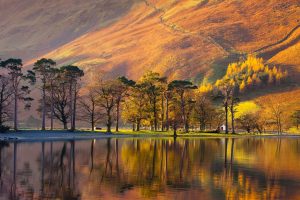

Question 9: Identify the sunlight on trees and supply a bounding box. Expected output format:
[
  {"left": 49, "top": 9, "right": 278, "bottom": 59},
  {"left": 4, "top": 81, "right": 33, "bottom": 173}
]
[{"left": 0, "top": 54, "right": 294, "bottom": 134}]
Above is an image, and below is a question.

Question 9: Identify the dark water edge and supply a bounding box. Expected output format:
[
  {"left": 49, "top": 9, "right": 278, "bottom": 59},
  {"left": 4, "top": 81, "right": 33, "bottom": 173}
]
[
  {"left": 0, "top": 137, "right": 300, "bottom": 199},
  {"left": 1, "top": 130, "right": 300, "bottom": 142}
]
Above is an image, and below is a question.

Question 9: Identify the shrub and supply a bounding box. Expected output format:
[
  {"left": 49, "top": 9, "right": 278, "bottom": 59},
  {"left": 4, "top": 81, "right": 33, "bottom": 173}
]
[{"left": 0, "top": 125, "right": 10, "bottom": 133}]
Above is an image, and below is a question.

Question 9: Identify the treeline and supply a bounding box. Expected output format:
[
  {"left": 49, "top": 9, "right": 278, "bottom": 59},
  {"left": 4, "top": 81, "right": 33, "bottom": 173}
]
[
  {"left": 0, "top": 58, "right": 83, "bottom": 132},
  {"left": 0, "top": 56, "right": 298, "bottom": 134}
]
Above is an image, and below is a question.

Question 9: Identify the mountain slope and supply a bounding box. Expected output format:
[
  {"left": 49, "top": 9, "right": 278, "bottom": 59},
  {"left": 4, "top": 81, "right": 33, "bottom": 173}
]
[
  {"left": 24, "top": 0, "right": 299, "bottom": 82},
  {"left": 0, "top": 0, "right": 138, "bottom": 60},
  {"left": 0, "top": 0, "right": 299, "bottom": 125},
  {"left": 1, "top": 0, "right": 300, "bottom": 98}
]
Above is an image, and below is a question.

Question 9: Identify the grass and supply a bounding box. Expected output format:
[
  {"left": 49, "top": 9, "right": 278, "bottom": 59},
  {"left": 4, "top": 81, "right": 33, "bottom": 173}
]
[
  {"left": 287, "top": 127, "right": 300, "bottom": 134},
  {"left": 89, "top": 129, "right": 289, "bottom": 138},
  {"left": 1, "top": 129, "right": 298, "bottom": 143}
]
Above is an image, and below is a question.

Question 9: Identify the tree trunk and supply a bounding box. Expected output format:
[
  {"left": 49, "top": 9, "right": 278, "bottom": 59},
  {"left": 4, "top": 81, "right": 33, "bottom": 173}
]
[
  {"left": 278, "top": 117, "right": 282, "bottom": 135},
  {"left": 230, "top": 105, "right": 235, "bottom": 134},
  {"left": 106, "top": 109, "right": 112, "bottom": 133},
  {"left": 166, "top": 98, "right": 169, "bottom": 131},
  {"left": 116, "top": 99, "right": 120, "bottom": 132},
  {"left": 91, "top": 114, "right": 95, "bottom": 132},
  {"left": 50, "top": 85, "right": 54, "bottom": 130},
  {"left": 136, "top": 119, "right": 140, "bottom": 131},
  {"left": 173, "top": 122, "right": 177, "bottom": 137},
  {"left": 161, "top": 96, "right": 164, "bottom": 131},
  {"left": 42, "top": 83, "right": 46, "bottom": 130},
  {"left": 91, "top": 101, "right": 95, "bottom": 132},
  {"left": 247, "top": 128, "right": 250, "bottom": 133},
  {"left": 180, "top": 92, "right": 188, "bottom": 133},
  {"left": 62, "top": 115, "right": 68, "bottom": 130},
  {"left": 69, "top": 84, "right": 73, "bottom": 131},
  {"left": 71, "top": 83, "right": 77, "bottom": 132},
  {"left": 63, "top": 122, "right": 68, "bottom": 130},
  {"left": 13, "top": 93, "right": 18, "bottom": 131},
  {"left": 185, "top": 121, "right": 189, "bottom": 133},
  {"left": 200, "top": 120, "right": 206, "bottom": 131},
  {"left": 224, "top": 102, "right": 228, "bottom": 134},
  {"left": 0, "top": 98, "right": 3, "bottom": 126},
  {"left": 153, "top": 98, "right": 157, "bottom": 131}
]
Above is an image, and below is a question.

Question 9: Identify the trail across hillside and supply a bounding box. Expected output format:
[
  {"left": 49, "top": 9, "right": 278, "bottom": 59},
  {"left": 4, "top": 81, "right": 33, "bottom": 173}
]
[
  {"left": 254, "top": 24, "right": 300, "bottom": 53},
  {"left": 143, "top": 0, "right": 230, "bottom": 56}
]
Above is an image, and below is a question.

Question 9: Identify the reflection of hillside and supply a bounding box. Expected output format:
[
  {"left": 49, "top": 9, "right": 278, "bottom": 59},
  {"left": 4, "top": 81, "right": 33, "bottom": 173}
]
[{"left": 212, "top": 161, "right": 300, "bottom": 200}]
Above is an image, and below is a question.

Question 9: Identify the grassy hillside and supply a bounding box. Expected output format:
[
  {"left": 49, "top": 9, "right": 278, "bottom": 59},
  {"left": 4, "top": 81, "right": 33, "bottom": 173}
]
[
  {"left": 0, "top": 0, "right": 138, "bottom": 60},
  {"left": 25, "top": 0, "right": 299, "bottom": 82},
  {"left": 0, "top": 0, "right": 299, "bottom": 116}
]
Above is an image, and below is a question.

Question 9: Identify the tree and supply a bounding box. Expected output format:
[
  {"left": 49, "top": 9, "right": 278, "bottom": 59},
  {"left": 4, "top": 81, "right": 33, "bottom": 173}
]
[
  {"left": 216, "top": 79, "right": 235, "bottom": 134},
  {"left": 168, "top": 97, "right": 182, "bottom": 137},
  {"left": 163, "top": 90, "right": 172, "bottom": 131},
  {"left": 194, "top": 92, "right": 215, "bottom": 131},
  {"left": 212, "top": 109, "right": 225, "bottom": 132},
  {"left": 168, "top": 80, "right": 197, "bottom": 133},
  {"left": 0, "top": 75, "right": 13, "bottom": 126},
  {"left": 1, "top": 58, "right": 35, "bottom": 131},
  {"left": 115, "top": 76, "right": 135, "bottom": 132},
  {"left": 236, "top": 113, "right": 257, "bottom": 133},
  {"left": 229, "top": 95, "right": 239, "bottom": 134},
  {"left": 291, "top": 110, "right": 300, "bottom": 129},
  {"left": 47, "top": 67, "right": 60, "bottom": 130},
  {"left": 96, "top": 80, "right": 120, "bottom": 133},
  {"left": 51, "top": 71, "right": 71, "bottom": 129},
  {"left": 61, "top": 65, "right": 84, "bottom": 131},
  {"left": 33, "top": 58, "right": 56, "bottom": 130},
  {"left": 79, "top": 86, "right": 102, "bottom": 131},
  {"left": 253, "top": 112, "right": 267, "bottom": 134},
  {"left": 122, "top": 83, "right": 149, "bottom": 131},
  {"left": 160, "top": 80, "right": 168, "bottom": 131},
  {"left": 140, "top": 71, "right": 166, "bottom": 131},
  {"left": 236, "top": 112, "right": 266, "bottom": 134},
  {"left": 257, "top": 96, "right": 287, "bottom": 134}
]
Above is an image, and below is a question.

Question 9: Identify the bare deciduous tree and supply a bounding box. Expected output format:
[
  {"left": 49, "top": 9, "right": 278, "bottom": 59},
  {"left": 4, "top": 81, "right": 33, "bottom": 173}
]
[
  {"left": 1, "top": 58, "right": 35, "bottom": 131},
  {"left": 79, "top": 87, "right": 103, "bottom": 131},
  {"left": 0, "top": 75, "right": 13, "bottom": 126}
]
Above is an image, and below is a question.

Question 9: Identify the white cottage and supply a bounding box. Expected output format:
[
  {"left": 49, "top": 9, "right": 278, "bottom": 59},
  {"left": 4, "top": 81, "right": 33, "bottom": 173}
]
[{"left": 220, "top": 124, "right": 226, "bottom": 132}]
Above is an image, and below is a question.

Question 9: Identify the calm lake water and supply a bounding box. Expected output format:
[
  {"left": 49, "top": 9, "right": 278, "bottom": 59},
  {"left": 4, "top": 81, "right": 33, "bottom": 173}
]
[{"left": 0, "top": 137, "right": 300, "bottom": 200}]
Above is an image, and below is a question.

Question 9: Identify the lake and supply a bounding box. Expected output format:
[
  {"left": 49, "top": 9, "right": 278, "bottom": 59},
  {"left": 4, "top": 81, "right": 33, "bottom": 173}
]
[{"left": 0, "top": 137, "right": 300, "bottom": 199}]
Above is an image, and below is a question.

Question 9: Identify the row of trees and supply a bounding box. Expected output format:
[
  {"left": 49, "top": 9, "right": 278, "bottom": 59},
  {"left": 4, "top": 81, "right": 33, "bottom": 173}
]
[
  {"left": 0, "top": 59, "right": 35, "bottom": 131},
  {"left": 0, "top": 58, "right": 83, "bottom": 131},
  {"left": 79, "top": 72, "right": 223, "bottom": 135},
  {"left": 0, "top": 55, "right": 296, "bottom": 134}
]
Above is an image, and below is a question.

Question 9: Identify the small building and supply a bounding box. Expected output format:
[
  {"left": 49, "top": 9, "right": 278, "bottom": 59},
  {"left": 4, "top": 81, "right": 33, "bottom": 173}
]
[
  {"left": 94, "top": 127, "right": 102, "bottom": 131},
  {"left": 220, "top": 124, "right": 226, "bottom": 132}
]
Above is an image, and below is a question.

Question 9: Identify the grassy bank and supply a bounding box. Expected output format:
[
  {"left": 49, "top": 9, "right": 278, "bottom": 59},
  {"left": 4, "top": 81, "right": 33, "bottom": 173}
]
[
  {"left": 0, "top": 129, "right": 298, "bottom": 142},
  {"left": 94, "top": 129, "right": 292, "bottom": 137}
]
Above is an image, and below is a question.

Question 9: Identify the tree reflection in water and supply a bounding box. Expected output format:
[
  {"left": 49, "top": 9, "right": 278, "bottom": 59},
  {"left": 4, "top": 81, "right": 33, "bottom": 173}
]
[{"left": 0, "top": 138, "right": 299, "bottom": 199}]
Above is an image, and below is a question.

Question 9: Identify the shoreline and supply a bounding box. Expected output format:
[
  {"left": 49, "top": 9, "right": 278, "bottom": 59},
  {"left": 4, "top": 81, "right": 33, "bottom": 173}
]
[{"left": 0, "top": 130, "right": 300, "bottom": 142}]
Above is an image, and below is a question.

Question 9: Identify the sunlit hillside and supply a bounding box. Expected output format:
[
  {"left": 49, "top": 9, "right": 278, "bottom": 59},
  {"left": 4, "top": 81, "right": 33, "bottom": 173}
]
[
  {"left": 1, "top": 0, "right": 299, "bottom": 111},
  {"left": 29, "top": 0, "right": 299, "bottom": 82}
]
